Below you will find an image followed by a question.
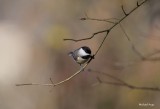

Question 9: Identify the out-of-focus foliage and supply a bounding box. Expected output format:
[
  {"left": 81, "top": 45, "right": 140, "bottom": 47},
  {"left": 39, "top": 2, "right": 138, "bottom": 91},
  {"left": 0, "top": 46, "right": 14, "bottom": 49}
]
[
  {"left": 0, "top": 0, "right": 160, "bottom": 109},
  {"left": 46, "top": 25, "right": 70, "bottom": 49}
]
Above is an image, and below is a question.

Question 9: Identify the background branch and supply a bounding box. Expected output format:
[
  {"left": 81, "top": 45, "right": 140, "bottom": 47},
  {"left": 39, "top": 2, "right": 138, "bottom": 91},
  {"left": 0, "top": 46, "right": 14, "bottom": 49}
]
[
  {"left": 80, "top": 17, "right": 117, "bottom": 24},
  {"left": 120, "top": 22, "right": 160, "bottom": 61},
  {"left": 88, "top": 69, "right": 160, "bottom": 92}
]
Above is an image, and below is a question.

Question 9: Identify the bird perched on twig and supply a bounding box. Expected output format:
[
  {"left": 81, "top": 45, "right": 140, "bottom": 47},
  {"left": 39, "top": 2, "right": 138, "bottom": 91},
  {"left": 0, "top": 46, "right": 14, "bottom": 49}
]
[{"left": 69, "top": 46, "right": 93, "bottom": 66}]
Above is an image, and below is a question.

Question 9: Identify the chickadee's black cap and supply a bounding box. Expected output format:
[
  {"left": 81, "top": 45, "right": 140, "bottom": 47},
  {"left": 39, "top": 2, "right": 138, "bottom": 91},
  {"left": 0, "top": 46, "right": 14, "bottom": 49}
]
[{"left": 81, "top": 46, "right": 91, "bottom": 54}]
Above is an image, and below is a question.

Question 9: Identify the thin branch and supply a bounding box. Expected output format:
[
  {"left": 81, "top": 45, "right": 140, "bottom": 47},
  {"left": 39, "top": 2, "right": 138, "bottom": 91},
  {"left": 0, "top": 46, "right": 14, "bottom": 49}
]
[
  {"left": 121, "top": 5, "right": 129, "bottom": 16},
  {"left": 96, "top": 76, "right": 126, "bottom": 86},
  {"left": 94, "top": 0, "right": 148, "bottom": 56},
  {"left": 80, "top": 12, "right": 119, "bottom": 24},
  {"left": 119, "top": 22, "right": 160, "bottom": 62},
  {"left": 137, "top": 1, "right": 140, "bottom": 6},
  {"left": 119, "top": 23, "right": 146, "bottom": 60},
  {"left": 119, "top": 23, "right": 131, "bottom": 41},
  {"left": 16, "top": 57, "right": 94, "bottom": 87},
  {"left": 64, "top": 0, "right": 148, "bottom": 42},
  {"left": 80, "top": 17, "right": 117, "bottom": 24},
  {"left": 94, "top": 30, "right": 110, "bottom": 56},
  {"left": 89, "top": 69, "right": 160, "bottom": 92},
  {"left": 142, "top": 50, "right": 160, "bottom": 61},
  {"left": 88, "top": 69, "right": 128, "bottom": 85},
  {"left": 64, "top": 0, "right": 149, "bottom": 58},
  {"left": 101, "top": 79, "right": 160, "bottom": 92},
  {"left": 63, "top": 29, "right": 108, "bottom": 42},
  {"left": 50, "top": 78, "right": 54, "bottom": 84},
  {"left": 16, "top": 83, "right": 53, "bottom": 86}
]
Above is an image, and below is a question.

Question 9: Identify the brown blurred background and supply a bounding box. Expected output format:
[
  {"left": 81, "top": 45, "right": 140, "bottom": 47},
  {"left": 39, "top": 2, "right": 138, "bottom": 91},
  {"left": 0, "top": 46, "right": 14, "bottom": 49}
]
[{"left": 0, "top": 0, "right": 160, "bottom": 109}]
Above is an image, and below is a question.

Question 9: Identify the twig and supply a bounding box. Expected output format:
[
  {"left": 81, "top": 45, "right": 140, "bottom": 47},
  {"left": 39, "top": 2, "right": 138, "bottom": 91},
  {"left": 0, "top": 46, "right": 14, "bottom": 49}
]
[
  {"left": 118, "top": 22, "right": 147, "bottom": 59},
  {"left": 88, "top": 69, "right": 128, "bottom": 85},
  {"left": 121, "top": 5, "right": 129, "bottom": 16},
  {"left": 89, "top": 69, "right": 160, "bottom": 92},
  {"left": 50, "top": 78, "right": 54, "bottom": 84},
  {"left": 63, "top": 29, "right": 108, "bottom": 42},
  {"left": 80, "top": 17, "right": 117, "bottom": 24},
  {"left": 137, "top": 1, "right": 140, "bottom": 7},
  {"left": 80, "top": 12, "right": 119, "bottom": 24},
  {"left": 63, "top": 0, "right": 148, "bottom": 42},
  {"left": 119, "top": 22, "right": 160, "bottom": 62},
  {"left": 119, "top": 23, "right": 131, "bottom": 41},
  {"left": 96, "top": 76, "right": 126, "bottom": 86},
  {"left": 142, "top": 50, "right": 160, "bottom": 61},
  {"left": 101, "top": 79, "right": 160, "bottom": 92},
  {"left": 16, "top": 57, "right": 93, "bottom": 87},
  {"left": 94, "top": 30, "right": 110, "bottom": 56}
]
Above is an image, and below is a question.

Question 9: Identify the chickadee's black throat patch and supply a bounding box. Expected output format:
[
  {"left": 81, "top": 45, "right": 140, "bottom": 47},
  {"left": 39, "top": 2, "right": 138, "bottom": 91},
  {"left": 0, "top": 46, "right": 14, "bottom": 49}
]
[{"left": 81, "top": 55, "right": 91, "bottom": 59}]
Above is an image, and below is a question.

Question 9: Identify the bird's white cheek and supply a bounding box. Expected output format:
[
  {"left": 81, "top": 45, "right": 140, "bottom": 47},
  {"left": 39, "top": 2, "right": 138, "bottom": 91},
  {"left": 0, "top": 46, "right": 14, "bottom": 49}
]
[{"left": 78, "top": 48, "right": 89, "bottom": 56}]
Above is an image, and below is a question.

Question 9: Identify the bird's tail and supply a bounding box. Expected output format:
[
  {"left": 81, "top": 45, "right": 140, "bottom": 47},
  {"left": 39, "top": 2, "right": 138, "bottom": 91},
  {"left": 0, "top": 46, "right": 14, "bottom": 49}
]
[{"left": 68, "top": 52, "right": 73, "bottom": 56}]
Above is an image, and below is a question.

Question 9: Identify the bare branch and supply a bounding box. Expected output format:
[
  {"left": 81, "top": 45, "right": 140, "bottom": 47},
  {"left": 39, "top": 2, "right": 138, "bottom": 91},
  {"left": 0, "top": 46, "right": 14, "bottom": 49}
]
[
  {"left": 94, "top": 30, "right": 110, "bottom": 56},
  {"left": 16, "top": 57, "right": 94, "bottom": 87},
  {"left": 96, "top": 77, "right": 125, "bottom": 86},
  {"left": 119, "top": 23, "right": 131, "bottom": 41},
  {"left": 64, "top": 0, "right": 149, "bottom": 42},
  {"left": 63, "top": 29, "right": 108, "bottom": 42},
  {"left": 121, "top": 5, "right": 129, "bottom": 16},
  {"left": 50, "top": 78, "right": 54, "bottom": 84},
  {"left": 16, "top": 83, "right": 53, "bottom": 86},
  {"left": 88, "top": 69, "right": 128, "bottom": 85},
  {"left": 64, "top": 0, "right": 149, "bottom": 59},
  {"left": 118, "top": 23, "right": 147, "bottom": 60},
  {"left": 81, "top": 12, "right": 119, "bottom": 24},
  {"left": 89, "top": 69, "right": 160, "bottom": 92},
  {"left": 137, "top": 1, "right": 140, "bottom": 6},
  {"left": 80, "top": 17, "right": 117, "bottom": 24},
  {"left": 119, "top": 22, "right": 160, "bottom": 62},
  {"left": 100, "top": 79, "right": 160, "bottom": 92}
]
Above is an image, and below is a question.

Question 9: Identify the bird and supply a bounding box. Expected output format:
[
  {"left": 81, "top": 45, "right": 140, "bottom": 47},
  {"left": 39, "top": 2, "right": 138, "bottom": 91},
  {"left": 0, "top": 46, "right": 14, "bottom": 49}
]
[{"left": 69, "top": 46, "right": 92, "bottom": 66}]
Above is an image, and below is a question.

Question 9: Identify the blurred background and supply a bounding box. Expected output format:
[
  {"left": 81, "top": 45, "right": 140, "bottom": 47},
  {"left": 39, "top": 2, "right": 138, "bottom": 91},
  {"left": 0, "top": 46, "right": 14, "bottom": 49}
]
[{"left": 0, "top": 0, "right": 160, "bottom": 109}]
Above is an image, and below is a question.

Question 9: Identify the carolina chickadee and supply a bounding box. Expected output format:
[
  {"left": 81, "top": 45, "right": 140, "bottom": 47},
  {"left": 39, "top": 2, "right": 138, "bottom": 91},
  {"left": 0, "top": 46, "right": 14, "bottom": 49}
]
[{"left": 69, "top": 46, "right": 92, "bottom": 66}]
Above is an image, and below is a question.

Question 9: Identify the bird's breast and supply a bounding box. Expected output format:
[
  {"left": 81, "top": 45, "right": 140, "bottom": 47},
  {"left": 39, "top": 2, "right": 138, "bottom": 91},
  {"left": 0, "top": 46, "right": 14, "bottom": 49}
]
[{"left": 77, "top": 57, "right": 88, "bottom": 64}]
